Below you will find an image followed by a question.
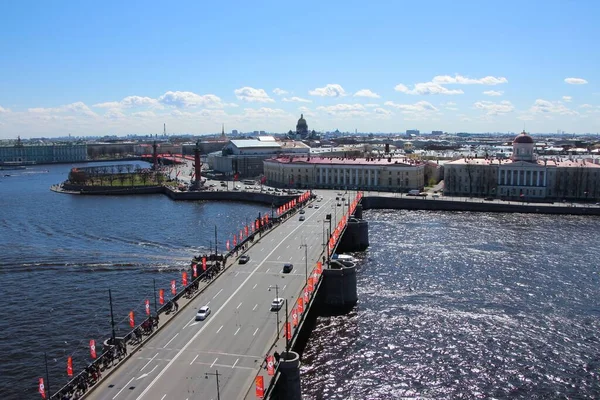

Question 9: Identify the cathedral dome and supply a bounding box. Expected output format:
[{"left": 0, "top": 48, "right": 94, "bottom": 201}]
[
  {"left": 297, "top": 114, "right": 308, "bottom": 129},
  {"left": 513, "top": 131, "right": 534, "bottom": 144}
]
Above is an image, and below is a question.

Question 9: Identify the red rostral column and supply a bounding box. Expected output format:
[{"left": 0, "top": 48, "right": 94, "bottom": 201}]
[{"left": 194, "top": 142, "right": 201, "bottom": 187}]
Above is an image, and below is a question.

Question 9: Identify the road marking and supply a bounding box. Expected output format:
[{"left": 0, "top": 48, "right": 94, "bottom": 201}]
[
  {"left": 112, "top": 377, "right": 134, "bottom": 399},
  {"left": 232, "top": 358, "right": 239, "bottom": 369},
  {"left": 211, "top": 357, "right": 218, "bottom": 368},
  {"left": 216, "top": 325, "right": 223, "bottom": 333},
  {"left": 253, "top": 328, "right": 259, "bottom": 336},
  {"left": 235, "top": 272, "right": 239, "bottom": 277},
  {"left": 234, "top": 327, "right": 241, "bottom": 335},
  {"left": 135, "top": 218, "right": 313, "bottom": 400},
  {"left": 237, "top": 302, "right": 243, "bottom": 309},
  {"left": 252, "top": 283, "right": 257, "bottom": 289},
  {"left": 183, "top": 319, "right": 194, "bottom": 329},
  {"left": 302, "top": 256, "right": 305, "bottom": 260},
  {"left": 286, "top": 244, "right": 290, "bottom": 248},
  {"left": 140, "top": 353, "right": 158, "bottom": 371},
  {"left": 206, "top": 301, "right": 210, "bottom": 306},
  {"left": 162, "top": 333, "right": 179, "bottom": 349},
  {"left": 253, "top": 304, "right": 257, "bottom": 311},
  {"left": 136, "top": 365, "right": 157, "bottom": 380},
  {"left": 160, "top": 395, "right": 166, "bottom": 400},
  {"left": 283, "top": 285, "right": 287, "bottom": 291},
  {"left": 261, "top": 247, "right": 265, "bottom": 251},
  {"left": 213, "top": 288, "right": 223, "bottom": 299},
  {"left": 190, "top": 355, "right": 199, "bottom": 365},
  {"left": 265, "top": 268, "right": 270, "bottom": 273},
  {"left": 289, "top": 256, "right": 293, "bottom": 260},
  {"left": 277, "top": 256, "right": 281, "bottom": 260},
  {"left": 193, "top": 361, "right": 255, "bottom": 371}
]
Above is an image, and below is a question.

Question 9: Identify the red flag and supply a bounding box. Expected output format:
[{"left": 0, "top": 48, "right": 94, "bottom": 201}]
[
  {"left": 255, "top": 376, "right": 265, "bottom": 398},
  {"left": 308, "top": 277, "right": 314, "bottom": 292},
  {"left": 245, "top": 225, "right": 249, "bottom": 236},
  {"left": 67, "top": 356, "right": 73, "bottom": 377},
  {"left": 145, "top": 299, "right": 150, "bottom": 316},
  {"left": 38, "top": 378, "right": 46, "bottom": 399},
  {"left": 267, "top": 355, "right": 275, "bottom": 376},
  {"left": 129, "top": 311, "right": 135, "bottom": 328},
  {"left": 159, "top": 289, "right": 164, "bottom": 305},
  {"left": 316, "top": 261, "right": 322, "bottom": 274},
  {"left": 202, "top": 257, "right": 207, "bottom": 271},
  {"left": 304, "top": 289, "right": 309, "bottom": 304},
  {"left": 265, "top": 214, "right": 269, "bottom": 223},
  {"left": 252, "top": 224, "right": 255, "bottom": 233},
  {"left": 90, "top": 339, "right": 97, "bottom": 359},
  {"left": 297, "top": 297, "right": 304, "bottom": 313},
  {"left": 292, "top": 307, "right": 298, "bottom": 327},
  {"left": 233, "top": 235, "right": 237, "bottom": 246},
  {"left": 226, "top": 240, "right": 230, "bottom": 251},
  {"left": 285, "top": 322, "right": 292, "bottom": 340},
  {"left": 192, "top": 264, "right": 197, "bottom": 278},
  {"left": 171, "top": 280, "right": 176, "bottom": 294},
  {"left": 240, "top": 231, "right": 243, "bottom": 241},
  {"left": 182, "top": 271, "right": 188, "bottom": 286}
]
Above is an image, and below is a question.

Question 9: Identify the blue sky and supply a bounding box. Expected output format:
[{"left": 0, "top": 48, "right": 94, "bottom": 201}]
[{"left": 0, "top": 0, "right": 599, "bottom": 138}]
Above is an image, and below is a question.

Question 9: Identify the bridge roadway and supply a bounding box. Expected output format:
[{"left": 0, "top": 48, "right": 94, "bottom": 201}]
[{"left": 87, "top": 190, "right": 349, "bottom": 400}]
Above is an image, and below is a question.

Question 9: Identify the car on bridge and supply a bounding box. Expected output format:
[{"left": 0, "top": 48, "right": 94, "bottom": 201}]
[
  {"left": 239, "top": 255, "right": 250, "bottom": 264},
  {"left": 299, "top": 215, "right": 305, "bottom": 221},
  {"left": 271, "top": 298, "right": 284, "bottom": 311},
  {"left": 283, "top": 263, "right": 294, "bottom": 273},
  {"left": 299, "top": 209, "right": 305, "bottom": 214},
  {"left": 196, "top": 306, "right": 211, "bottom": 321}
]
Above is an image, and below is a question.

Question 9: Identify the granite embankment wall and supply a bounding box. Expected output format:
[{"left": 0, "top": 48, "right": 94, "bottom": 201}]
[
  {"left": 361, "top": 196, "right": 600, "bottom": 216},
  {"left": 61, "top": 183, "right": 295, "bottom": 206}
]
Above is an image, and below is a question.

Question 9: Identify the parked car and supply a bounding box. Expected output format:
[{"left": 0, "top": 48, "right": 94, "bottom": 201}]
[
  {"left": 196, "top": 305, "right": 211, "bottom": 321},
  {"left": 283, "top": 263, "right": 294, "bottom": 273},
  {"left": 271, "top": 298, "right": 284, "bottom": 311}
]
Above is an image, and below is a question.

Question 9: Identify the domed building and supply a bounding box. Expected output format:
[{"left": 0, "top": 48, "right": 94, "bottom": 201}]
[
  {"left": 443, "top": 131, "right": 600, "bottom": 201},
  {"left": 296, "top": 114, "right": 308, "bottom": 137}
]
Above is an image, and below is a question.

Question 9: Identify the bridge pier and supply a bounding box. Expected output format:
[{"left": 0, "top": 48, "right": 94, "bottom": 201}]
[
  {"left": 276, "top": 351, "right": 303, "bottom": 400},
  {"left": 322, "top": 265, "right": 357, "bottom": 308}
]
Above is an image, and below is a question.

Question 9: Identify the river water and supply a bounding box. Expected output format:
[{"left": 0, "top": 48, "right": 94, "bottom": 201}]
[{"left": 1, "top": 164, "right": 599, "bottom": 399}]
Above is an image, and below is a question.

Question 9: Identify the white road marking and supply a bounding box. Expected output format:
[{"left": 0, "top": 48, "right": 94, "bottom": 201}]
[
  {"left": 135, "top": 219, "right": 313, "bottom": 400},
  {"left": 289, "top": 256, "right": 293, "bottom": 260},
  {"left": 252, "top": 283, "right": 257, "bottom": 289},
  {"left": 136, "top": 365, "right": 158, "bottom": 380},
  {"left": 253, "top": 327, "right": 259, "bottom": 336},
  {"left": 235, "top": 272, "right": 239, "bottom": 277},
  {"left": 283, "top": 285, "right": 287, "bottom": 291},
  {"left": 286, "top": 245, "right": 290, "bottom": 248},
  {"left": 232, "top": 358, "right": 239, "bottom": 369},
  {"left": 216, "top": 325, "right": 223, "bottom": 333},
  {"left": 237, "top": 302, "right": 243, "bottom": 309},
  {"left": 140, "top": 353, "right": 158, "bottom": 371},
  {"left": 190, "top": 355, "right": 199, "bottom": 365},
  {"left": 193, "top": 361, "right": 255, "bottom": 371},
  {"left": 206, "top": 301, "right": 210, "bottom": 306},
  {"left": 261, "top": 247, "right": 265, "bottom": 251},
  {"left": 265, "top": 268, "right": 270, "bottom": 273},
  {"left": 211, "top": 357, "right": 218, "bottom": 368},
  {"left": 253, "top": 304, "right": 258, "bottom": 311},
  {"left": 183, "top": 319, "right": 194, "bottom": 329},
  {"left": 213, "top": 289, "right": 223, "bottom": 299},
  {"left": 162, "top": 333, "right": 179, "bottom": 349},
  {"left": 301, "top": 256, "right": 305, "bottom": 261},
  {"left": 234, "top": 327, "right": 241, "bottom": 335},
  {"left": 277, "top": 256, "right": 281, "bottom": 260},
  {"left": 160, "top": 395, "right": 166, "bottom": 400},
  {"left": 112, "top": 377, "right": 134, "bottom": 399}
]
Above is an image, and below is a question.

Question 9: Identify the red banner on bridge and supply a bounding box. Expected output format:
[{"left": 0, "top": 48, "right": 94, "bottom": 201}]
[
  {"left": 297, "top": 297, "right": 304, "bottom": 313},
  {"left": 159, "top": 289, "right": 164, "bottom": 305},
  {"left": 129, "top": 311, "right": 135, "bottom": 328},
  {"left": 38, "top": 378, "right": 46, "bottom": 399},
  {"left": 171, "top": 280, "right": 176, "bottom": 294},
  {"left": 285, "top": 322, "right": 292, "bottom": 340},
  {"left": 255, "top": 376, "right": 265, "bottom": 398},
  {"left": 226, "top": 240, "right": 230, "bottom": 251},
  {"left": 292, "top": 307, "right": 298, "bottom": 327},
  {"left": 182, "top": 272, "right": 188, "bottom": 287},
  {"left": 145, "top": 299, "right": 150, "bottom": 315},
  {"left": 67, "top": 356, "right": 73, "bottom": 377},
  {"left": 202, "top": 257, "right": 207, "bottom": 271},
  {"left": 192, "top": 263, "right": 197, "bottom": 278},
  {"left": 90, "top": 339, "right": 97, "bottom": 359},
  {"left": 267, "top": 355, "right": 275, "bottom": 376}
]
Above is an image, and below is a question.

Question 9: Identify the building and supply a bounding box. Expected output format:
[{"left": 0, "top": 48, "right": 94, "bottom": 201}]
[
  {"left": 263, "top": 156, "right": 425, "bottom": 191},
  {"left": 406, "top": 129, "right": 420, "bottom": 136},
  {"left": 207, "top": 136, "right": 310, "bottom": 178},
  {"left": 443, "top": 131, "right": 600, "bottom": 200},
  {"left": 0, "top": 140, "right": 87, "bottom": 164}
]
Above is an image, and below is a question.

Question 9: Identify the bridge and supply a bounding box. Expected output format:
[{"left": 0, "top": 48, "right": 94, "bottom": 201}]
[{"left": 57, "top": 190, "right": 367, "bottom": 400}]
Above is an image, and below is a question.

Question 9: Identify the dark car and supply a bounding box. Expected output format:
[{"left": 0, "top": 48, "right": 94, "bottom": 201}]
[
  {"left": 283, "top": 263, "right": 293, "bottom": 273},
  {"left": 239, "top": 255, "right": 250, "bottom": 264},
  {"left": 299, "top": 209, "right": 305, "bottom": 214},
  {"left": 484, "top": 197, "right": 494, "bottom": 201}
]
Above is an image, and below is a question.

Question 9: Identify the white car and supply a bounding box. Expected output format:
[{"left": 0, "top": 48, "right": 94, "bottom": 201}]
[
  {"left": 196, "top": 306, "right": 211, "bottom": 321},
  {"left": 270, "top": 298, "right": 284, "bottom": 311}
]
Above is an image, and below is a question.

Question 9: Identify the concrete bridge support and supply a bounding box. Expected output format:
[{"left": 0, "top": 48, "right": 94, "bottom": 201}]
[
  {"left": 277, "top": 351, "right": 303, "bottom": 400},
  {"left": 337, "top": 219, "right": 369, "bottom": 252},
  {"left": 322, "top": 265, "right": 358, "bottom": 308}
]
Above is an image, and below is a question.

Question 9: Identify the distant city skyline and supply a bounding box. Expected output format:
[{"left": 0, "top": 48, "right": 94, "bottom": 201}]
[{"left": 0, "top": 0, "right": 599, "bottom": 139}]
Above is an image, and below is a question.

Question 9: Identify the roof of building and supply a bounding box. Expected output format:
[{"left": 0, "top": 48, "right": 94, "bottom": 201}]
[
  {"left": 446, "top": 157, "right": 600, "bottom": 168},
  {"left": 257, "top": 136, "right": 276, "bottom": 142},
  {"left": 229, "top": 140, "right": 281, "bottom": 149},
  {"left": 265, "top": 156, "right": 424, "bottom": 167},
  {"left": 513, "top": 131, "right": 534, "bottom": 144}
]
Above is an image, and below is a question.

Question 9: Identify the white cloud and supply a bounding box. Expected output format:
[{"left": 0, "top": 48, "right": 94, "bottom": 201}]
[
  {"left": 579, "top": 104, "right": 593, "bottom": 109},
  {"left": 159, "top": 91, "right": 225, "bottom": 108},
  {"left": 104, "top": 108, "right": 125, "bottom": 120},
  {"left": 316, "top": 103, "right": 368, "bottom": 117},
  {"left": 483, "top": 90, "right": 504, "bottom": 96},
  {"left": 432, "top": 74, "right": 508, "bottom": 85},
  {"left": 0, "top": 106, "right": 10, "bottom": 113},
  {"left": 562, "top": 96, "right": 572, "bottom": 102},
  {"left": 309, "top": 84, "right": 346, "bottom": 97},
  {"left": 234, "top": 87, "right": 274, "bottom": 103},
  {"left": 353, "top": 89, "right": 380, "bottom": 98},
  {"left": 529, "top": 99, "right": 578, "bottom": 115},
  {"left": 241, "top": 107, "right": 289, "bottom": 119},
  {"left": 394, "top": 82, "right": 463, "bottom": 95},
  {"left": 282, "top": 97, "right": 312, "bottom": 103},
  {"left": 473, "top": 100, "right": 514, "bottom": 115},
  {"left": 373, "top": 108, "right": 393, "bottom": 116},
  {"left": 273, "top": 88, "right": 288, "bottom": 95},
  {"left": 93, "top": 95, "right": 158, "bottom": 109},
  {"left": 564, "top": 77, "right": 588, "bottom": 85},
  {"left": 28, "top": 102, "right": 97, "bottom": 117},
  {"left": 364, "top": 103, "right": 380, "bottom": 108},
  {"left": 131, "top": 111, "right": 156, "bottom": 118},
  {"left": 383, "top": 101, "right": 438, "bottom": 120},
  {"left": 442, "top": 102, "right": 457, "bottom": 106},
  {"left": 297, "top": 106, "right": 316, "bottom": 118},
  {"left": 93, "top": 101, "right": 121, "bottom": 109}
]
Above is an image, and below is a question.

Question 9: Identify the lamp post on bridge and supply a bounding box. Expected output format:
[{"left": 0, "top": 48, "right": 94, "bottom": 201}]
[
  {"left": 205, "top": 370, "right": 221, "bottom": 400},
  {"left": 268, "top": 285, "right": 280, "bottom": 340},
  {"left": 299, "top": 239, "right": 308, "bottom": 284}
]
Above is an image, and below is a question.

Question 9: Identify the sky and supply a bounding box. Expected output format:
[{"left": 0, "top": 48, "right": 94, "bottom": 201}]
[{"left": 0, "top": 0, "right": 599, "bottom": 139}]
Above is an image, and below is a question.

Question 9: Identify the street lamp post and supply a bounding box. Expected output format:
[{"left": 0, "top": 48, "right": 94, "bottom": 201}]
[
  {"left": 205, "top": 370, "right": 221, "bottom": 400},
  {"left": 299, "top": 240, "right": 308, "bottom": 284}
]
